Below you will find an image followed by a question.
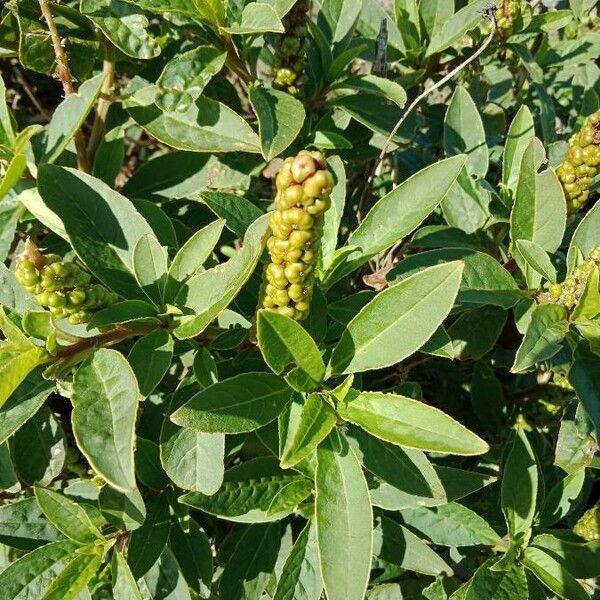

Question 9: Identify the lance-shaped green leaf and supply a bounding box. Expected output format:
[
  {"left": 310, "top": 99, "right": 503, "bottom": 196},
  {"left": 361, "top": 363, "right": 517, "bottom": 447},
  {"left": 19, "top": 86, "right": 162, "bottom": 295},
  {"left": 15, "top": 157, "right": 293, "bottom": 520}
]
[
  {"left": 510, "top": 142, "right": 566, "bottom": 254},
  {"left": 35, "top": 165, "right": 154, "bottom": 299},
  {"left": 34, "top": 487, "right": 103, "bottom": 546},
  {"left": 464, "top": 559, "right": 529, "bottom": 600},
  {"left": 112, "top": 551, "right": 142, "bottom": 600},
  {"left": 0, "top": 74, "right": 15, "bottom": 147},
  {"left": 0, "top": 368, "right": 53, "bottom": 443},
  {"left": 502, "top": 429, "right": 538, "bottom": 538},
  {"left": 127, "top": 494, "right": 171, "bottom": 579},
  {"left": 329, "top": 262, "right": 463, "bottom": 374},
  {"left": 155, "top": 46, "right": 226, "bottom": 112},
  {"left": 0, "top": 497, "right": 62, "bottom": 550},
  {"left": 42, "top": 544, "right": 105, "bottom": 600},
  {"left": 249, "top": 86, "right": 305, "bottom": 160},
  {"left": 132, "top": 234, "right": 168, "bottom": 306},
  {"left": 373, "top": 514, "right": 453, "bottom": 576},
  {"left": 80, "top": 0, "right": 160, "bottom": 59},
  {"left": 165, "top": 219, "right": 225, "bottom": 301},
  {"left": 257, "top": 310, "right": 326, "bottom": 389},
  {"left": 126, "top": 84, "right": 261, "bottom": 154},
  {"left": 522, "top": 546, "right": 591, "bottom": 600},
  {"left": 0, "top": 539, "right": 79, "bottom": 599},
  {"left": 503, "top": 106, "right": 535, "bottom": 191},
  {"left": 72, "top": 349, "right": 140, "bottom": 491},
  {"left": 273, "top": 520, "right": 323, "bottom": 600},
  {"left": 171, "top": 372, "right": 291, "bottom": 433},
  {"left": 338, "top": 390, "right": 488, "bottom": 456},
  {"left": 98, "top": 485, "right": 146, "bottom": 531},
  {"left": 280, "top": 394, "right": 337, "bottom": 468},
  {"left": 223, "top": 3, "right": 284, "bottom": 34},
  {"left": 174, "top": 213, "right": 269, "bottom": 338},
  {"left": 567, "top": 198, "right": 600, "bottom": 269},
  {"left": 41, "top": 74, "right": 104, "bottom": 164},
  {"left": 511, "top": 304, "right": 569, "bottom": 373},
  {"left": 444, "top": 86, "right": 488, "bottom": 178},
  {"left": 325, "top": 156, "right": 466, "bottom": 283},
  {"left": 568, "top": 342, "right": 600, "bottom": 437},
  {"left": 0, "top": 153, "right": 27, "bottom": 202},
  {"left": 530, "top": 534, "right": 600, "bottom": 579},
  {"left": 219, "top": 523, "right": 282, "bottom": 600},
  {"left": 514, "top": 239, "right": 557, "bottom": 283},
  {"left": 315, "top": 431, "right": 372, "bottom": 600},
  {"left": 0, "top": 344, "right": 47, "bottom": 410},
  {"left": 180, "top": 457, "right": 312, "bottom": 523},
  {"left": 400, "top": 503, "right": 501, "bottom": 547},
  {"left": 539, "top": 470, "right": 585, "bottom": 527}
]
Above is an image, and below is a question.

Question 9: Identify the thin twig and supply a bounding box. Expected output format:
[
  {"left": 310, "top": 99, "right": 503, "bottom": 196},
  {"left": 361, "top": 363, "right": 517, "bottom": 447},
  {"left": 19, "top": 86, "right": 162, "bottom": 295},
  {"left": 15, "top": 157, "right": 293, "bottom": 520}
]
[
  {"left": 12, "top": 67, "right": 51, "bottom": 121},
  {"left": 87, "top": 39, "right": 116, "bottom": 164},
  {"left": 37, "top": 0, "right": 91, "bottom": 173},
  {"left": 368, "top": 17, "right": 498, "bottom": 186}
]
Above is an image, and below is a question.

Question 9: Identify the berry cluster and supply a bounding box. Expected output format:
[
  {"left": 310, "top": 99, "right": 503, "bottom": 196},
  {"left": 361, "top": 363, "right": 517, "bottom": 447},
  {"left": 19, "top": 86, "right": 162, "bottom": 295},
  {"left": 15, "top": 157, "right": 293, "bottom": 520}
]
[
  {"left": 15, "top": 257, "right": 117, "bottom": 324},
  {"left": 544, "top": 245, "right": 600, "bottom": 310},
  {"left": 556, "top": 110, "right": 600, "bottom": 213},
  {"left": 261, "top": 151, "right": 333, "bottom": 321},
  {"left": 573, "top": 500, "right": 600, "bottom": 542},
  {"left": 495, "top": 0, "right": 519, "bottom": 33},
  {"left": 272, "top": 0, "right": 310, "bottom": 96}
]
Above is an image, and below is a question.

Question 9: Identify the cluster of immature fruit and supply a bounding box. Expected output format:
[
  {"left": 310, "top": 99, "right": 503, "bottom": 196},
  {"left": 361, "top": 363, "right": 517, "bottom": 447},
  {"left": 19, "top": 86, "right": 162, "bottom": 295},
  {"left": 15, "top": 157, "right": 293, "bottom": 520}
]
[
  {"left": 261, "top": 150, "right": 333, "bottom": 321},
  {"left": 272, "top": 0, "right": 310, "bottom": 96},
  {"left": 556, "top": 110, "right": 600, "bottom": 213},
  {"left": 573, "top": 500, "right": 600, "bottom": 542},
  {"left": 495, "top": 0, "right": 519, "bottom": 33},
  {"left": 545, "top": 244, "right": 600, "bottom": 309},
  {"left": 15, "top": 251, "right": 117, "bottom": 325}
]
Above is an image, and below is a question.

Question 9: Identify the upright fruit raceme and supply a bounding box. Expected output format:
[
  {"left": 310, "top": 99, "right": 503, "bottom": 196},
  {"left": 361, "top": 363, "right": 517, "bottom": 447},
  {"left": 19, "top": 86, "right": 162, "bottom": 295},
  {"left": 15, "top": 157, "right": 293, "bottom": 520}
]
[
  {"left": 260, "top": 151, "right": 333, "bottom": 321},
  {"left": 15, "top": 252, "right": 117, "bottom": 324},
  {"left": 556, "top": 110, "right": 600, "bottom": 213},
  {"left": 573, "top": 501, "right": 600, "bottom": 541},
  {"left": 495, "top": 0, "right": 519, "bottom": 33},
  {"left": 272, "top": 0, "right": 310, "bottom": 96}
]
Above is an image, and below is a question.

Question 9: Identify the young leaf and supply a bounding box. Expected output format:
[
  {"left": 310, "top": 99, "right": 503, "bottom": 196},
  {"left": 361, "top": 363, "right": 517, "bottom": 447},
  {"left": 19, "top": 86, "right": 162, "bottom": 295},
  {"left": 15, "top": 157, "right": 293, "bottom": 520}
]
[
  {"left": 171, "top": 372, "right": 292, "bottom": 433},
  {"left": 531, "top": 533, "right": 600, "bottom": 579},
  {"left": 127, "top": 330, "right": 173, "bottom": 397},
  {"left": 165, "top": 219, "right": 225, "bottom": 301},
  {"left": 280, "top": 394, "right": 337, "bottom": 468},
  {"left": 249, "top": 86, "right": 305, "bottom": 160},
  {"left": 511, "top": 304, "right": 569, "bottom": 373},
  {"left": 174, "top": 213, "right": 269, "bottom": 338},
  {"left": 329, "top": 261, "right": 464, "bottom": 374},
  {"left": 501, "top": 429, "right": 538, "bottom": 538},
  {"left": 34, "top": 487, "right": 103, "bottom": 546},
  {"left": 444, "top": 86, "right": 488, "bottom": 177},
  {"left": 72, "top": 349, "right": 140, "bottom": 492},
  {"left": 180, "top": 457, "right": 312, "bottom": 523},
  {"left": 112, "top": 551, "right": 143, "bottom": 600},
  {"left": 132, "top": 234, "right": 168, "bottom": 306},
  {"left": 273, "top": 521, "right": 323, "bottom": 600},
  {"left": 338, "top": 390, "right": 488, "bottom": 455},
  {"left": 464, "top": 559, "right": 529, "bottom": 600},
  {"left": 513, "top": 239, "right": 557, "bottom": 283},
  {"left": 315, "top": 431, "right": 372, "bottom": 600},
  {"left": 522, "top": 546, "right": 592, "bottom": 600},
  {"left": 503, "top": 106, "right": 535, "bottom": 191},
  {"left": 257, "top": 310, "right": 326, "bottom": 388},
  {"left": 567, "top": 197, "right": 600, "bottom": 269},
  {"left": 222, "top": 3, "right": 284, "bottom": 34}
]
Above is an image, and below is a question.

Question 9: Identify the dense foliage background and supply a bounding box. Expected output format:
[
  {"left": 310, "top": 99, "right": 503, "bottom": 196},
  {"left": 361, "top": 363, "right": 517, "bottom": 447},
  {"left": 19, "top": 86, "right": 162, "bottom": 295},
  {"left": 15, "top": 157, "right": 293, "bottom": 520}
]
[{"left": 0, "top": 0, "right": 599, "bottom": 598}]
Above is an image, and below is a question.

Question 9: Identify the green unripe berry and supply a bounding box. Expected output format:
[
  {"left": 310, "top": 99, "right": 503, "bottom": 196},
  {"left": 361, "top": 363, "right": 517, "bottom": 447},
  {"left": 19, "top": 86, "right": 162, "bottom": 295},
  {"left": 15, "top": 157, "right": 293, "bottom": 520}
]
[
  {"left": 291, "top": 154, "right": 317, "bottom": 184},
  {"left": 549, "top": 283, "right": 562, "bottom": 299},
  {"left": 47, "top": 292, "right": 66, "bottom": 308},
  {"left": 68, "top": 288, "right": 87, "bottom": 306},
  {"left": 36, "top": 291, "right": 51, "bottom": 307}
]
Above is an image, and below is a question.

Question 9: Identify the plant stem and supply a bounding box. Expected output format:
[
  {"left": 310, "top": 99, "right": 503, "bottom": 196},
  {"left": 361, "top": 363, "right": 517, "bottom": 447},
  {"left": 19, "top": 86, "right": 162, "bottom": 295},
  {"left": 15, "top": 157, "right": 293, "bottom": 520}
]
[
  {"left": 37, "top": 0, "right": 91, "bottom": 173},
  {"left": 87, "top": 39, "right": 116, "bottom": 165}
]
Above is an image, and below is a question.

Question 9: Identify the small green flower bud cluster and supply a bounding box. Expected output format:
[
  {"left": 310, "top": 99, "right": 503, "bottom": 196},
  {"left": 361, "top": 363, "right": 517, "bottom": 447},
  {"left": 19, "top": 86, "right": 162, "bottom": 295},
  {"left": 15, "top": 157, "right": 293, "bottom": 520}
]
[
  {"left": 15, "top": 257, "right": 117, "bottom": 324},
  {"left": 495, "top": 0, "right": 519, "bottom": 33},
  {"left": 545, "top": 244, "right": 600, "bottom": 309},
  {"left": 573, "top": 501, "right": 600, "bottom": 542},
  {"left": 556, "top": 110, "right": 600, "bottom": 213},
  {"left": 261, "top": 150, "right": 333, "bottom": 321},
  {"left": 272, "top": 0, "right": 310, "bottom": 96}
]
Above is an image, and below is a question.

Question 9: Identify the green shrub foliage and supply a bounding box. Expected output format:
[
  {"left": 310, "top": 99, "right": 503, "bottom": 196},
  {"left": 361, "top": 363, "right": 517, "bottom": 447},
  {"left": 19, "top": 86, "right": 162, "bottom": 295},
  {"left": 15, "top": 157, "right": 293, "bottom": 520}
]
[{"left": 0, "top": 0, "right": 599, "bottom": 599}]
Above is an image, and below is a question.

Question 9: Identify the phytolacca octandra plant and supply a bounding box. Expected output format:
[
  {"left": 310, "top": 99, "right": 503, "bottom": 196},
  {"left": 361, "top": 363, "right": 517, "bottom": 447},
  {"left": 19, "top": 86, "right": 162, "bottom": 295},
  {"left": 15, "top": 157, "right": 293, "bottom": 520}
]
[
  {"left": 556, "top": 110, "right": 600, "bottom": 213},
  {"left": 272, "top": 0, "right": 310, "bottom": 96},
  {"left": 15, "top": 251, "right": 117, "bottom": 324},
  {"left": 261, "top": 150, "right": 333, "bottom": 321}
]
